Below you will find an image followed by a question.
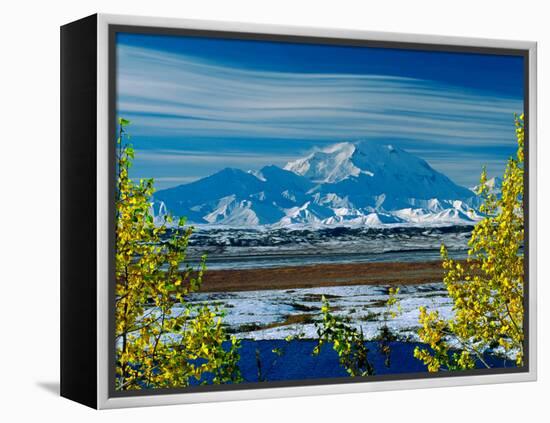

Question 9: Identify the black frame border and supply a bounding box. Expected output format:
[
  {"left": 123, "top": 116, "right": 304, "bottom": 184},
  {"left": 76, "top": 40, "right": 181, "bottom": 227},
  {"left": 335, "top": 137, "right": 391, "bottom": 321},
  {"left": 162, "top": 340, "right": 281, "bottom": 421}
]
[
  {"left": 61, "top": 13, "right": 99, "bottom": 409},
  {"left": 107, "top": 23, "right": 531, "bottom": 399}
]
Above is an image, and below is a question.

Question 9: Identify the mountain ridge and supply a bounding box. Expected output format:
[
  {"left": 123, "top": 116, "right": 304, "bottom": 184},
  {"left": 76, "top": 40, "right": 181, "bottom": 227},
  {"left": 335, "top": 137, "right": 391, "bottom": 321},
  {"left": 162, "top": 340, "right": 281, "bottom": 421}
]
[{"left": 153, "top": 141, "right": 482, "bottom": 227}]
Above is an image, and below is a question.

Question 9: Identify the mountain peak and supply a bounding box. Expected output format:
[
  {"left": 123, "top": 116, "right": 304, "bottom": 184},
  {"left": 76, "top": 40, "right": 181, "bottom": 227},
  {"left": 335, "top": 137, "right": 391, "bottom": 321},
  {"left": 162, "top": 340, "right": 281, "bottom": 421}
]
[
  {"left": 283, "top": 141, "right": 420, "bottom": 184},
  {"left": 284, "top": 142, "right": 363, "bottom": 183},
  {"left": 284, "top": 140, "right": 472, "bottom": 201},
  {"left": 471, "top": 176, "right": 502, "bottom": 195}
]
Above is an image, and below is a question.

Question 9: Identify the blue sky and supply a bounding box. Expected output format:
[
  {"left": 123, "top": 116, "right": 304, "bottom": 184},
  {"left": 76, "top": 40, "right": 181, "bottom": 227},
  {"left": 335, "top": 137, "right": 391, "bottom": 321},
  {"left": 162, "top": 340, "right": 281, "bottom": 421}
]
[{"left": 116, "top": 32, "right": 524, "bottom": 189}]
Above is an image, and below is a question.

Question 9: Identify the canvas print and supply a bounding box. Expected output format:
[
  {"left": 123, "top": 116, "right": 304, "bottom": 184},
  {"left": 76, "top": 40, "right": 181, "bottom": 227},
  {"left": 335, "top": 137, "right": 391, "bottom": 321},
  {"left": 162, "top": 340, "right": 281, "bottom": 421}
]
[{"left": 113, "top": 31, "right": 526, "bottom": 392}]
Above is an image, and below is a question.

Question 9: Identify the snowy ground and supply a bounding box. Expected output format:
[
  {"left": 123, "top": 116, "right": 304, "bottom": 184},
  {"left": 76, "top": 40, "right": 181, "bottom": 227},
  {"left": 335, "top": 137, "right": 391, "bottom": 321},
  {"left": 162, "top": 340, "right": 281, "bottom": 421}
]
[{"left": 185, "top": 282, "right": 454, "bottom": 341}]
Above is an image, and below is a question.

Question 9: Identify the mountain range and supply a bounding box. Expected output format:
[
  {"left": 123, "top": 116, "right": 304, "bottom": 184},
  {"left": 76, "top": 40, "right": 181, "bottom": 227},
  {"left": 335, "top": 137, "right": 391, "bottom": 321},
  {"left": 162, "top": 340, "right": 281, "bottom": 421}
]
[{"left": 152, "top": 141, "right": 487, "bottom": 227}]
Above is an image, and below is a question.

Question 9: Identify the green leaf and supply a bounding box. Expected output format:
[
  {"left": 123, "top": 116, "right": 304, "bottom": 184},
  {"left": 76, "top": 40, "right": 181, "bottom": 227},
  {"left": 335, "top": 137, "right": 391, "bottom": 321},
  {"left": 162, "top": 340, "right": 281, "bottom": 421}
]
[{"left": 126, "top": 146, "right": 135, "bottom": 159}]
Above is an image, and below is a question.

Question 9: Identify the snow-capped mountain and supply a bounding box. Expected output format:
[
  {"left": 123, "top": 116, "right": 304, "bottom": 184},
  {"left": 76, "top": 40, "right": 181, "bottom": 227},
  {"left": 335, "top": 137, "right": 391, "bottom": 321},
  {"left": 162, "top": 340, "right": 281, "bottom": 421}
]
[
  {"left": 153, "top": 141, "right": 483, "bottom": 227},
  {"left": 284, "top": 142, "right": 370, "bottom": 183},
  {"left": 471, "top": 176, "right": 502, "bottom": 195},
  {"left": 287, "top": 142, "right": 473, "bottom": 204}
]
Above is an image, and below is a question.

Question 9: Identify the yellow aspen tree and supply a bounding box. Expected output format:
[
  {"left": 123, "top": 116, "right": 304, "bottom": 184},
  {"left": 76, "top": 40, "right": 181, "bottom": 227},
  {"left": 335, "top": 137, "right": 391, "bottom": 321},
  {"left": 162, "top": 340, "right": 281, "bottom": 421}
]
[
  {"left": 313, "top": 296, "right": 374, "bottom": 376},
  {"left": 115, "top": 118, "right": 241, "bottom": 390},
  {"left": 414, "top": 114, "right": 525, "bottom": 371}
]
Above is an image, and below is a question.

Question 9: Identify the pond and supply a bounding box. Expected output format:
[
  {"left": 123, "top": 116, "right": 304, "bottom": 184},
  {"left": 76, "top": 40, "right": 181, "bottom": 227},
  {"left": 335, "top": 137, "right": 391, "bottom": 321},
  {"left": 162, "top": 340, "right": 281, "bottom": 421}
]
[{"left": 201, "top": 339, "right": 516, "bottom": 384}]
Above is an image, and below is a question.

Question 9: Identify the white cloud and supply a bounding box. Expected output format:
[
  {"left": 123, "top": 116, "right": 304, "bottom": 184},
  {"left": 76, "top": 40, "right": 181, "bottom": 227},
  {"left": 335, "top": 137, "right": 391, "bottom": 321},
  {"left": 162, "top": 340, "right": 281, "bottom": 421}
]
[
  {"left": 117, "top": 44, "right": 523, "bottom": 148},
  {"left": 136, "top": 149, "right": 299, "bottom": 165}
]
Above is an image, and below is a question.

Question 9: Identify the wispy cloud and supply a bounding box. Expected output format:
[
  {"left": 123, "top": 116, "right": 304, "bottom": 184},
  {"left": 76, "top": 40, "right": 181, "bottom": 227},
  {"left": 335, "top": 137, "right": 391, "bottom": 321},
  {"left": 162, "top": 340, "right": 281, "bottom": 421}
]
[
  {"left": 136, "top": 149, "right": 299, "bottom": 165},
  {"left": 117, "top": 45, "right": 522, "bottom": 147},
  {"left": 117, "top": 43, "right": 523, "bottom": 188}
]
